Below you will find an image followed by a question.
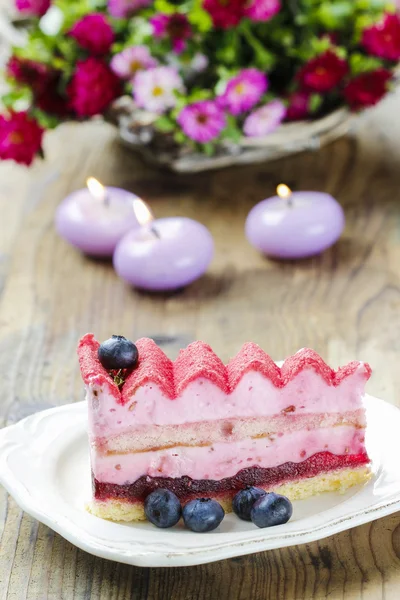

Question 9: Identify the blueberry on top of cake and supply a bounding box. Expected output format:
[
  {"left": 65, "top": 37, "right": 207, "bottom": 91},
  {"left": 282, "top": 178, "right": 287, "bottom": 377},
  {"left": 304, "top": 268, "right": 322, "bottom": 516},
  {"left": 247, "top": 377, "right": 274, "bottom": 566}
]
[{"left": 78, "top": 334, "right": 371, "bottom": 522}]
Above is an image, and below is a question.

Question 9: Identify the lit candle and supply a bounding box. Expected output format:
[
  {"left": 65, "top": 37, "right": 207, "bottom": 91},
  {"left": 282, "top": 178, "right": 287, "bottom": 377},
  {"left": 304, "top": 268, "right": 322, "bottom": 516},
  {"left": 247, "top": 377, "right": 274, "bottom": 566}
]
[
  {"left": 245, "top": 185, "right": 345, "bottom": 259},
  {"left": 55, "top": 178, "right": 140, "bottom": 257},
  {"left": 113, "top": 199, "right": 214, "bottom": 291}
]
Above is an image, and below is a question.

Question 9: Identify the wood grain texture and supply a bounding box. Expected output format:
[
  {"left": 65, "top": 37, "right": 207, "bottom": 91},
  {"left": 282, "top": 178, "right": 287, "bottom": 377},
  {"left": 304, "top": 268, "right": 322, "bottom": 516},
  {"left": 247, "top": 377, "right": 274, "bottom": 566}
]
[{"left": 1, "top": 83, "right": 400, "bottom": 599}]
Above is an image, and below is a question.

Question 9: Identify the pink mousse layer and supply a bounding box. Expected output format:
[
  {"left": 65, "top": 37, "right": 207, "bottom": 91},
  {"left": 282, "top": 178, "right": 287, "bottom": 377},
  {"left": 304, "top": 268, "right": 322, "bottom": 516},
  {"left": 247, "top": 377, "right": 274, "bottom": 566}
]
[
  {"left": 91, "top": 425, "right": 365, "bottom": 485},
  {"left": 87, "top": 367, "right": 368, "bottom": 439}
]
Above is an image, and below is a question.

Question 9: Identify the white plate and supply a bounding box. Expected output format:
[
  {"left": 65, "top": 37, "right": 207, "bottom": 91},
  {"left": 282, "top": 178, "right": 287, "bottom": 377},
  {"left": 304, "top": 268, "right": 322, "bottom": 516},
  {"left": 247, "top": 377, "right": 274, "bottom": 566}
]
[{"left": 0, "top": 395, "right": 400, "bottom": 567}]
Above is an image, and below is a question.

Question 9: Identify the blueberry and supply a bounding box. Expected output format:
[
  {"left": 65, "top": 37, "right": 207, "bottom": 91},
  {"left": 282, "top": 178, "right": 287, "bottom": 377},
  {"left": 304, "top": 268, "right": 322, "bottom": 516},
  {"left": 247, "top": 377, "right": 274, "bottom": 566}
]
[
  {"left": 250, "top": 492, "right": 293, "bottom": 528},
  {"left": 144, "top": 489, "right": 182, "bottom": 528},
  {"left": 232, "top": 486, "right": 266, "bottom": 521},
  {"left": 183, "top": 498, "right": 225, "bottom": 533},
  {"left": 98, "top": 335, "right": 138, "bottom": 371}
]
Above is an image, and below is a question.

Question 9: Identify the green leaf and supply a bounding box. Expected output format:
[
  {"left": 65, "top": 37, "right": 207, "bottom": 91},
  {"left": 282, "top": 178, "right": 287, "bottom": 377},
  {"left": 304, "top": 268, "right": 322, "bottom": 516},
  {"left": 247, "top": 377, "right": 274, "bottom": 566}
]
[
  {"left": 239, "top": 22, "right": 276, "bottom": 70},
  {"left": 31, "top": 107, "right": 60, "bottom": 129},
  {"left": 188, "top": 0, "right": 212, "bottom": 33},
  {"left": 315, "top": 2, "right": 354, "bottom": 29},
  {"left": 2, "top": 87, "right": 32, "bottom": 110},
  {"left": 349, "top": 52, "right": 385, "bottom": 75},
  {"left": 174, "top": 130, "right": 186, "bottom": 144},
  {"left": 154, "top": 0, "right": 176, "bottom": 14},
  {"left": 154, "top": 115, "right": 175, "bottom": 133},
  {"left": 202, "top": 142, "right": 215, "bottom": 156},
  {"left": 309, "top": 94, "right": 323, "bottom": 114}
]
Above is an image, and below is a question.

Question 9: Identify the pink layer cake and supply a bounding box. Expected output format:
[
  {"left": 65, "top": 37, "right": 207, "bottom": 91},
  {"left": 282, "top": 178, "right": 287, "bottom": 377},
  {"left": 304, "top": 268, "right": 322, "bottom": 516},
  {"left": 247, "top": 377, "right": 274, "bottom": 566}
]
[{"left": 78, "top": 334, "right": 371, "bottom": 522}]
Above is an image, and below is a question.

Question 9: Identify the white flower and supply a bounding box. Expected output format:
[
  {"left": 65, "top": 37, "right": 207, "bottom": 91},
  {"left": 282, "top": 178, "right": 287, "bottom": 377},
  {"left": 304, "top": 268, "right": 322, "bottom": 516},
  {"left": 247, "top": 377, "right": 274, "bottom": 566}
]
[{"left": 133, "top": 67, "right": 184, "bottom": 114}]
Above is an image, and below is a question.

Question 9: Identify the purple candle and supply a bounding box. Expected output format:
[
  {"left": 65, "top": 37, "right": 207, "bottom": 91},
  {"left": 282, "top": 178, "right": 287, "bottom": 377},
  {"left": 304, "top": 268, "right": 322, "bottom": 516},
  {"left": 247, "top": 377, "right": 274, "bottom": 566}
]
[
  {"left": 113, "top": 199, "right": 214, "bottom": 291},
  {"left": 55, "top": 178, "right": 140, "bottom": 257},
  {"left": 245, "top": 185, "right": 345, "bottom": 259}
]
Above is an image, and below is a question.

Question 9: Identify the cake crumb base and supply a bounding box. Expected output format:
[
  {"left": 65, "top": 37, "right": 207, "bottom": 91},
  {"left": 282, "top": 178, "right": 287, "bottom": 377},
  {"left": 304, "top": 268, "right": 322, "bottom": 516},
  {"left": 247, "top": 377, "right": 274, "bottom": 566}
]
[{"left": 86, "top": 466, "right": 371, "bottom": 523}]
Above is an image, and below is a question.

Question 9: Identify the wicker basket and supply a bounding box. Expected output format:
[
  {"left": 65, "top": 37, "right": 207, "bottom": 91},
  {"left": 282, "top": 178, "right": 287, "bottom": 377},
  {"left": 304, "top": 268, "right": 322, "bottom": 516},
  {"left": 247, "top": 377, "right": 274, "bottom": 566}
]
[{"left": 110, "top": 96, "right": 354, "bottom": 173}]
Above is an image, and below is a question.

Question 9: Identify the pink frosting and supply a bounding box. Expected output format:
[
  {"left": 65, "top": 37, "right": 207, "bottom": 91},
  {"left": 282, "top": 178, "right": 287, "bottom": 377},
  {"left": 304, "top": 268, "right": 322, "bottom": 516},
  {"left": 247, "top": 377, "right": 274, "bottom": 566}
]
[
  {"left": 87, "top": 367, "right": 368, "bottom": 438},
  {"left": 91, "top": 425, "right": 365, "bottom": 484}
]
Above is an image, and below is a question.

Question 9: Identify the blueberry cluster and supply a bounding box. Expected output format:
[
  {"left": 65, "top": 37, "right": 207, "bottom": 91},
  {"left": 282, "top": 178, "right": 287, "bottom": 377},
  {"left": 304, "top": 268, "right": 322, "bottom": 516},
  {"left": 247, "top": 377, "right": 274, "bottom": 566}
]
[
  {"left": 233, "top": 487, "right": 293, "bottom": 528},
  {"left": 144, "top": 490, "right": 225, "bottom": 533},
  {"left": 144, "top": 487, "right": 292, "bottom": 533}
]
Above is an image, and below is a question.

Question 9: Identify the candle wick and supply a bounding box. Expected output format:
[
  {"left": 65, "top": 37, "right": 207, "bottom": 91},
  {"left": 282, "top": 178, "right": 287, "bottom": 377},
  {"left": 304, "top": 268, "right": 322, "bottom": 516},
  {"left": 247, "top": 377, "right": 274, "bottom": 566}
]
[
  {"left": 287, "top": 195, "right": 293, "bottom": 208},
  {"left": 150, "top": 224, "right": 161, "bottom": 239},
  {"left": 103, "top": 192, "right": 110, "bottom": 208}
]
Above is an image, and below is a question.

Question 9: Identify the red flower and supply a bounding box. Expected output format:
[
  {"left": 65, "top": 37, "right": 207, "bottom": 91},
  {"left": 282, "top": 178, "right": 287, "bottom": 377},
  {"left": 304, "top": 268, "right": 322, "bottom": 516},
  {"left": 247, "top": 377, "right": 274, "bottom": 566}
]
[
  {"left": 69, "top": 14, "right": 115, "bottom": 55},
  {"left": 0, "top": 111, "right": 44, "bottom": 166},
  {"left": 203, "top": 0, "right": 245, "bottom": 29},
  {"left": 362, "top": 13, "right": 400, "bottom": 61},
  {"left": 344, "top": 69, "right": 392, "bottom": 110},
  {"left": 15, "top": 0, "right": 50, "bottom": 16},
  {"left": 150, "top": 13, "right": 192, "bottom": 53},
  {"left": 286, "top": 91, "right": 311, "bottom": 121},
  {"left": 7, "top": 56, "right": 70, "bottom": 117},
  {"left": 7, "top": 56, "right": 52, "bottom": 94},
  {"left": 297, "top": 50, "right": 349, "bottom": 92},
  {"left": 67, "top": 58, "right": 121, "bottom": 117},
  {"left": 36, "top": 89, "right": 70, "bottom": 117}
]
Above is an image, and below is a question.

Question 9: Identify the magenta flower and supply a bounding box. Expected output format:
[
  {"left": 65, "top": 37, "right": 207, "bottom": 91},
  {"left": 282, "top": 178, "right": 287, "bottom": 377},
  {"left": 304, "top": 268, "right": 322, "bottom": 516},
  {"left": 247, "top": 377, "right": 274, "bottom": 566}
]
[
  {"left": 107, "top": 0, "right": 151, "bottom": 18},
  {"left": 362, "top": 13, "right": 400, "bottom": 61},
  {"left": 150, "top": 13, "right": 192, "bottom": 53},
  {"left": 177, "top": 100, "right": 226, "bottom": 143},
  {"left": 286, "top": 91, "right": 311, "bottom": 121},
  {"left": 111, "top": 46, "right": 158, "bottom": 80},
  {"left": 0, "top": 111, "right": 44, "bottom": 165},
  {"left": 15, "top": 0, "right": 50, "bottom": 16},
  {"left": 134, "top": 67, "right": 184, "bottom": 113},
  {"left": 243, "top": 100, "right": 286, "bottom": 137},
  {"left": 219, "top": 69, "right": 268, "bottom": 115},
  {"left": 67, "top": 58, "right": 121, "bottom": 117},
  {"left": 69, "top": 14, "right": 115, "bottom": 55},
  {"left": 245, "top": 0, "right": 281, "bottom": 22}
]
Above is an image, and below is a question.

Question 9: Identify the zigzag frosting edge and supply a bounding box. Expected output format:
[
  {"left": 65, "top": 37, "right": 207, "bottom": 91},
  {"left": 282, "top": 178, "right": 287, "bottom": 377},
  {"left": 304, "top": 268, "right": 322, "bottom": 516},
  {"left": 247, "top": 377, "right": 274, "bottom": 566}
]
[{"left": 77, "top": 334, "right": 372, "bottom": 405}]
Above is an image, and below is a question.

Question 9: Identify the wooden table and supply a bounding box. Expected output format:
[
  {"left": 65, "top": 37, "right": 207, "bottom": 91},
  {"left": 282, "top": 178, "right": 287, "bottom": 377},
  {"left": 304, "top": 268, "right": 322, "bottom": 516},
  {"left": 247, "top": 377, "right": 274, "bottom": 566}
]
[{"left": 1, "top": 86, "right": 400, "bottom": 599}]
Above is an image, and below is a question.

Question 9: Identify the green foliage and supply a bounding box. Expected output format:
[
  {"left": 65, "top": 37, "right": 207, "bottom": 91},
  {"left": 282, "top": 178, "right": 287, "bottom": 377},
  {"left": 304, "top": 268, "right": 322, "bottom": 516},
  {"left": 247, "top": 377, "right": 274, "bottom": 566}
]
[
  {"left": 350, "top": 52, "right": 385, "bottom": 74},
  {"left": 154, "top": 115, "right": 175, "bottom": 133}
]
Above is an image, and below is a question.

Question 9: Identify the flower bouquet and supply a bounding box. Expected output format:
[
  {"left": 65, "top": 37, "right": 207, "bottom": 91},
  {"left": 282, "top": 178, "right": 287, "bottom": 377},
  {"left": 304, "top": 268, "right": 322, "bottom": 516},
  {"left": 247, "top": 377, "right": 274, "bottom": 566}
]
[{"left": 1, "top": 0, "right": 399, "bottom": 171}]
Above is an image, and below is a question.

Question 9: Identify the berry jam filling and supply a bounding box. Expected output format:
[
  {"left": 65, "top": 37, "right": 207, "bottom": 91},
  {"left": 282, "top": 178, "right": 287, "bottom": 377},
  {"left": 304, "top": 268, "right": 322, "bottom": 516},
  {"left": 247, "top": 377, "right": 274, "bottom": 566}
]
[{"left": 93, "top": 451, "right": 369, "bottom": 502}]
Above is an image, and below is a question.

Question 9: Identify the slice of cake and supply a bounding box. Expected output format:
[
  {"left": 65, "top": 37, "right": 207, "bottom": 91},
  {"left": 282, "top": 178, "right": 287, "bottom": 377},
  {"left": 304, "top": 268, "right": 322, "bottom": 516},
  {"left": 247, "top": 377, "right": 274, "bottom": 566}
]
[{"left": 78, "top": 334, "right": 371, "bottom": 522}]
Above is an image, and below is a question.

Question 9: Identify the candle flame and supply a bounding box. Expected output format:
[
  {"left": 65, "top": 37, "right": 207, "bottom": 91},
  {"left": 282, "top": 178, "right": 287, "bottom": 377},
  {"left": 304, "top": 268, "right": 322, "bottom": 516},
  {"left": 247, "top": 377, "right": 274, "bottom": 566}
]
[
  {"left": 87, "top": 177, "right": 106, "bottom": 202},
  {"left": 277, "top": 184, "right": 292, "bottom": 199},
  {"left": 132, "top": 197, "right": 155, "bottom": 226}
]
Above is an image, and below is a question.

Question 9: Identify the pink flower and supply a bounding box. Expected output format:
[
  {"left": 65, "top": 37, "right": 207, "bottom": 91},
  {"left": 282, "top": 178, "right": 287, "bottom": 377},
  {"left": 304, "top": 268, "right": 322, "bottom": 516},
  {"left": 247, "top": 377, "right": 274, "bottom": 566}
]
[
  {"left": 362, "top": 14, "right": 400, "bottom": 61},
  {"left": 297, "top": 50, "right": 348, "bottom": 92},
  {"left": 245, "top": 0, "right": 281, "bottom": 22},
  {"left": 219, "top": 69, "right": 268, "bottom": 116},
  {"left": 107, "top": 0, "right": 151, "bottom": 18},
  {"left": 243, "top": 100, "right": 286, "bottom": 137},
  {"left": 150, "top": 13, "right": 192, "bottom": 53},
  {"left": 177, "top": 100, "right": 226, "bottom": 143},
  {"left": 133, "top": 67, "right": 184, "bottom": 113},
  {"left": 0, "top": 111, "right": 44, "bottom": 165},
  {"left": 286, "top": 91, "right": 311, "bottom": 121},
  {"left": 203, "top": 0, "right": 245, "bottom": 29},
  {"left": 15, "top": 0, "right": 50, "bottom": 16},
  {"left": 67, "top": 58, "right": 121, "bottom": 117},
  {"left": 111, "top": 46, "right": 157, "bottom": 80},
  {"left": 69, "top": 14, "right": 115, "bottom": 55},
  {"left": 344, "top": 69, "right": 392, "bottom": 110}
]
